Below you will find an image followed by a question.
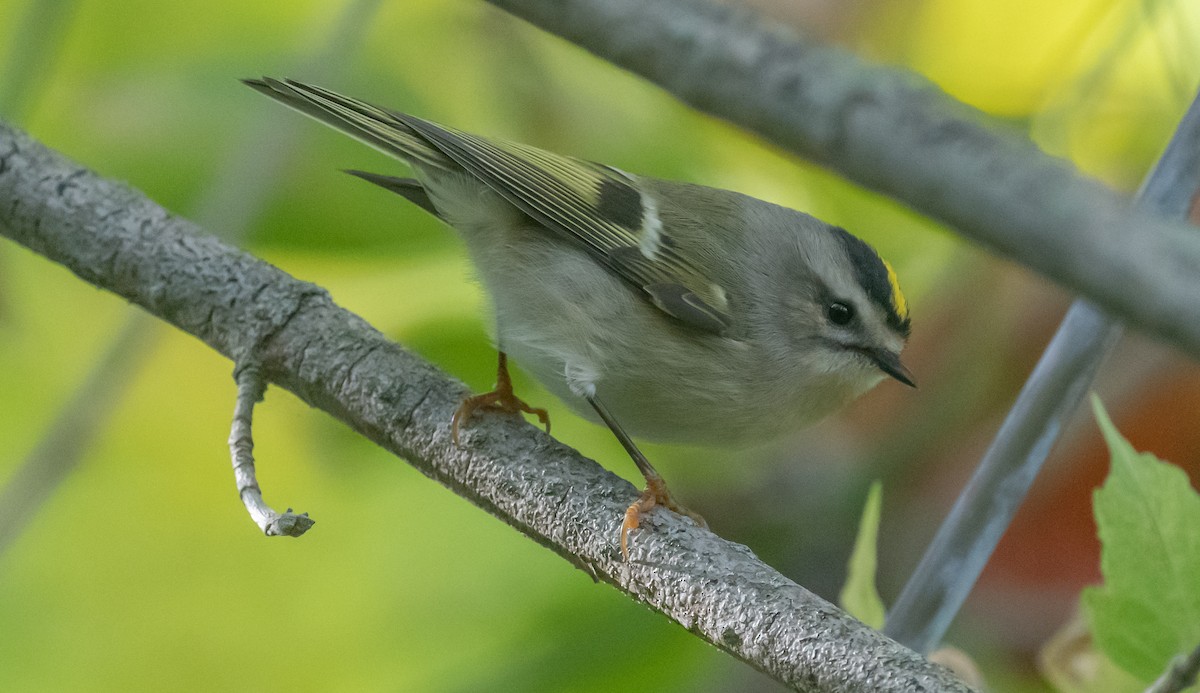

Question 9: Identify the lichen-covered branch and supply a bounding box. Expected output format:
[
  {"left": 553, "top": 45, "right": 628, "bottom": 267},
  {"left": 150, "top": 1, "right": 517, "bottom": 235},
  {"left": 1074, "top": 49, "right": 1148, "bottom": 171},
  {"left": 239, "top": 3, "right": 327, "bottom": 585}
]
[
  {"left": 486, "top": 0, "right": 1200, "bottom": 362},
  {"left": 0, "top": 123, "right": 971, "bottom": 692}
]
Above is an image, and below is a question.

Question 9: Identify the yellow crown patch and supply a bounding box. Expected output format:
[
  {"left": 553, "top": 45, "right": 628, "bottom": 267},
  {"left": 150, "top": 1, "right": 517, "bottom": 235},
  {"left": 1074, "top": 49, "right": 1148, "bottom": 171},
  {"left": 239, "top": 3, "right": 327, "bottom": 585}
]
[{"left": 883, "top": 259, "right": 909, "bottom": 321}]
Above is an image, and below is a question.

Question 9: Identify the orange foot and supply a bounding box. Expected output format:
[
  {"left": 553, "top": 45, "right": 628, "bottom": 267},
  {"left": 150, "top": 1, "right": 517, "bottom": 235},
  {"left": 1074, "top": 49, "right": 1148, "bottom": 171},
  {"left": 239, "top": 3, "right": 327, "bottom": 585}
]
[
  {"left": 451, "top": 352, "right": 550, "bottom": 444},
  {"left": 621, "top": 475, "right": 707, "bottom": 561}
]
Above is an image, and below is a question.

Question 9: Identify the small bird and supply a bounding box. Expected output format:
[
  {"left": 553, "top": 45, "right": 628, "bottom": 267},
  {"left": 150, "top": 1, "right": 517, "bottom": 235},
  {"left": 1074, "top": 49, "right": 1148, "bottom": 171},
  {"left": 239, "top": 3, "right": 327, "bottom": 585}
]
[{"left": 245, "top": 77, "right": 914, "bottom": 559}]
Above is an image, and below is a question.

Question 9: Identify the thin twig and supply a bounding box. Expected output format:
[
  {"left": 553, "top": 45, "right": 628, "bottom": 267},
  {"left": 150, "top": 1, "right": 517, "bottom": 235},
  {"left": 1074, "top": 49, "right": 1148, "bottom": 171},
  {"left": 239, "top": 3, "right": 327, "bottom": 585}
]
[
  {"left": 0, "top": 122, "right": 973, "bottom": 693},
  {"left": 1146, "top": 642, "right": 1200, "bottom": 693},
  {"left": 884, "top": 87, "right": 1200, "bottom": 652},
  {"left": 229, "top": 364, "right": 313, "bottom": 537}
]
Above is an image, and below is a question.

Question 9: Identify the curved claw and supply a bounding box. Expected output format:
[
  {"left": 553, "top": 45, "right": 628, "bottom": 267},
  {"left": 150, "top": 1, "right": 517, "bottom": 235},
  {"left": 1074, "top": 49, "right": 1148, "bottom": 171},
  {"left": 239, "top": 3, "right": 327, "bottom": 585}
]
[{"left": 620, "top": 476, "right": 706, "bottom": 561}]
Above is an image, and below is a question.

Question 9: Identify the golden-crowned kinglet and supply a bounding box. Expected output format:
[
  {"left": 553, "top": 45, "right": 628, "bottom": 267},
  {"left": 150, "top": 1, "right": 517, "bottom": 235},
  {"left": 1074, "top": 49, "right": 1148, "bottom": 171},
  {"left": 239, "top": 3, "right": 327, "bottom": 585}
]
[{"left": 246, "top": 78, "right": 914, "bottom": 559}]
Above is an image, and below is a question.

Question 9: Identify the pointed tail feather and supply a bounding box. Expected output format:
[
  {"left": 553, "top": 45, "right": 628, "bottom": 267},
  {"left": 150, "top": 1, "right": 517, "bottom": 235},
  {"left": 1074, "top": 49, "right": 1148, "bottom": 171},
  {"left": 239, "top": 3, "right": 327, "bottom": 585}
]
[
  {"left": 243, "top": 77, "right": 453, "bottom": 172},
  {"left": 344, "top": 170, "right": 441, "bottom": 218}
]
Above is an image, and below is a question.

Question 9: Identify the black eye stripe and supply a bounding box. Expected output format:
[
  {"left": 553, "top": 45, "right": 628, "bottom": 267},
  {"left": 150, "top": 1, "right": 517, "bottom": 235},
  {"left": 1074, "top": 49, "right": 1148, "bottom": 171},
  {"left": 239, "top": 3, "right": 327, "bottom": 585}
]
[{"left": 827, "top": 226, "right": 910, "bottom": 336}]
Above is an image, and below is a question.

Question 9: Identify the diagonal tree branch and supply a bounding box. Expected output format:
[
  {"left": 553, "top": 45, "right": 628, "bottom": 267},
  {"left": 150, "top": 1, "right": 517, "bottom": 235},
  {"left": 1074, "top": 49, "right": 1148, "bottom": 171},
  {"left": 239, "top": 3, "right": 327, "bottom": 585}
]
[
  {"left": 884, "top": 87, "right": 1200, "bottom": 653},
  {"left": 485, "top": 0, "right": 1200, "bottom": 363},
  {"left": 0, "top": 123, "right": 972, "bottom": 692}
]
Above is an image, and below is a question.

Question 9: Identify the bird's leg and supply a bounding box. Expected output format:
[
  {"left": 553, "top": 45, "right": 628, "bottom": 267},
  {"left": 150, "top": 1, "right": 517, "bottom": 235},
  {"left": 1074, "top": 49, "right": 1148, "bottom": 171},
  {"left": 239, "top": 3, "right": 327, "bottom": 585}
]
[
  {"left": 587, "top": 395, "right": 706, "bottom": 560},
  {"left": 452, "top": 351, "right": 550, "bottom": 444}
]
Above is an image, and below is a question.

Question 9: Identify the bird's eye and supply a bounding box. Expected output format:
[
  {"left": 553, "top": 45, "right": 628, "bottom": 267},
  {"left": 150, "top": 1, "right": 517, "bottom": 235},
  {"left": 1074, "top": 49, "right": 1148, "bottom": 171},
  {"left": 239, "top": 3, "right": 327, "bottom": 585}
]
[{"left": 827, "top": 302, "right": 855, "bottom": 326}]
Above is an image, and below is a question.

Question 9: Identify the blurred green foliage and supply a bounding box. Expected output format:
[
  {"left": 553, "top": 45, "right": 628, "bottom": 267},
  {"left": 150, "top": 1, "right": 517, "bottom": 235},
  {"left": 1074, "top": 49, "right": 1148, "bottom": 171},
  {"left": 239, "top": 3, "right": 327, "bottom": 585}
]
[{"left": 1, "top": 0, "right": 1196, "bottom": 690}]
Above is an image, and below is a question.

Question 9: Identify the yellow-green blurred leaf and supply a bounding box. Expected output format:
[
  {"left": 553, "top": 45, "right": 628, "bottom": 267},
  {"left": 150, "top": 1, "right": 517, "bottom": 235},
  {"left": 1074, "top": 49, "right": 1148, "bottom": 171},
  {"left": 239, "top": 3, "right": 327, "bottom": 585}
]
[{"left": 840, "top": 481, "right": 886, "bottom": 629}]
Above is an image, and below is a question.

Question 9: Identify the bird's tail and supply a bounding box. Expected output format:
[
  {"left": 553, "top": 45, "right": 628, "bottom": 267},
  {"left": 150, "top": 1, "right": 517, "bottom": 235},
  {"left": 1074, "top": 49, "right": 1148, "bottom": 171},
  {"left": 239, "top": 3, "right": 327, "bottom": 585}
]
[{"left": 242, "top": 77, "right": 454, "bottom": 172}]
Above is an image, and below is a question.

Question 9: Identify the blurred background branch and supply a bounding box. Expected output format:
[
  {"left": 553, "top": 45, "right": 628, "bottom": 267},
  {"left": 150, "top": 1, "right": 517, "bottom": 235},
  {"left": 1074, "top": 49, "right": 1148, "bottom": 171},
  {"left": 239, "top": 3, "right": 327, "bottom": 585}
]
[
  {"left": 0, "top": 317, "right": 157, "bottom": 556},
  {"left": 1146, "top": 641, "right": 1200, "bottom": 693},
  {"left": 884, "top": 86, "right": 1200, "bottom": 653},
  {"left": 0, "top": 0, "right": 77, "bottom": 123}
]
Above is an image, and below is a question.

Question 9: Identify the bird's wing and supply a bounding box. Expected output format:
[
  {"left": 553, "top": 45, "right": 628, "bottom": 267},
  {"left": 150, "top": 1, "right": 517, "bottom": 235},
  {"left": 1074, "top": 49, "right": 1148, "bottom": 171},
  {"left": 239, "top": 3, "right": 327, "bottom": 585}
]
[
  {"left": 395, "top": 115, "right": 732, "bottom": 334},
  {"left": 247, "top": 77, "right": 732, "bottom": 334}
]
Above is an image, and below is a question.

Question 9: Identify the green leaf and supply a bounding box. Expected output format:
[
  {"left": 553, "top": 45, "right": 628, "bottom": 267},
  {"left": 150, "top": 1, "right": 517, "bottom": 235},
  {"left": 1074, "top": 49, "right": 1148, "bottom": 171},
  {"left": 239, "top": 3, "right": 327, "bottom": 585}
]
[
  {"left": 1082, "top": 396, "right": 1200, "bottom": 684},
  {"left": 840, "top": 481, "right": 886, "bottom": 629}
]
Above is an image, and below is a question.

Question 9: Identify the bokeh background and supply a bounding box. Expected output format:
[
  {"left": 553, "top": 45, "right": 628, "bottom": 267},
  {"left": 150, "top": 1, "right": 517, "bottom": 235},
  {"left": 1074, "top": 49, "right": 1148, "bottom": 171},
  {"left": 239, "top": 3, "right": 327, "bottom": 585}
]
[{"left": 2, "top": 0, "right": 1199, "bottom": 690}]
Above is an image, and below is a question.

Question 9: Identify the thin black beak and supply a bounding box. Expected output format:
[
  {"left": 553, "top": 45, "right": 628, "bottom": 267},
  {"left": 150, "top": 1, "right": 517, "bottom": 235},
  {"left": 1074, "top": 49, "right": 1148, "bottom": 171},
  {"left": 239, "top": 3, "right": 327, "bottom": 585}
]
[{"left": 870, "top": 348, "right": 916, "bottom": 388}]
